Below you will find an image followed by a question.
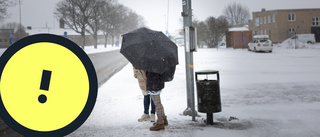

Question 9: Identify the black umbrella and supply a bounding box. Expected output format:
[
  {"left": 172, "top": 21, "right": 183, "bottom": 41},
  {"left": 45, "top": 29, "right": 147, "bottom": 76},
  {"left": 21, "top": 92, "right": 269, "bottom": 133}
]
[{"left": 120, "top": 27, "right": 178, "bottom": 75}]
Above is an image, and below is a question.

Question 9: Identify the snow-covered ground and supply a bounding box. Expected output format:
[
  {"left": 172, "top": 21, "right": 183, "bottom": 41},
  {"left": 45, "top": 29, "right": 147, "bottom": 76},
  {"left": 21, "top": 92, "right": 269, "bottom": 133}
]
[
  {"left": 67, "top": 43, "right": 320, "bottom": 137},
  {"left": 84, "top": 44, "right": 120, "bottom": 54},
  {"left": 275, "top": 38, "right": 319, "bottom": 49},
  {"left": 0, "top": 44, "right": 120, "bottom": 55}
]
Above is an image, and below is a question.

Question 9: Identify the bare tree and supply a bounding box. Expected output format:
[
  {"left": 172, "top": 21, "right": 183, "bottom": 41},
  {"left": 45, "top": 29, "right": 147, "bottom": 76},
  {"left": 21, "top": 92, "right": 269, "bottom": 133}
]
[
  {"left": 117, "top": 9, "right": 145, "bottom": 46},
  {"left": 0, "top": 0, "right": 17, "bottom": 22},
  {"left": 100, "top": 1, "right": 123, "bottom": 47},
  {"left": 215, "top": 16, "right": 229, "bottom": 41},
  {"left": 194, "top": 16, "right": 229, "bottom": 48},
  {"left": 192, "top": 19, "right": 207, "bottom": 48},
  {"left": 56, "top": 0, "right": 145, "bottom": 48},
  {"left": 123, "top": 10, "right": 145, "bottom": 32},
  {"left": 100, "top": 2, "right": 145, "bottom": 47},
  {"left": 86, "top": 0, "right": 107, "bottom": 48},
  {"left": 55, "top": 0, "right": 94, "bottom": 49},
  {"left": 222, "top": 2, "right": 250, "bottom": 26}
]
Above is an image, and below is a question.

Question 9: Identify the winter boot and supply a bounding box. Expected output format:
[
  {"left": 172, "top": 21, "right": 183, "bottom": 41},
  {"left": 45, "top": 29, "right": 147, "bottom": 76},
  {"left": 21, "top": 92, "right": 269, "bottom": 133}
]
[
  {"left": 138, "top": 114, "right": 150, "bottom": 122},
  {"left": 150, "top": 114, "right": 156, "bottom": 122},
  {"left": 153, "top": 116, "right": 168, "bottom": 126},
  {"left": 150, "top": 120, "right": 165, "bottom": 131},
  {"left": 163, "top": 116, "right": 168, "bottom": 126}
]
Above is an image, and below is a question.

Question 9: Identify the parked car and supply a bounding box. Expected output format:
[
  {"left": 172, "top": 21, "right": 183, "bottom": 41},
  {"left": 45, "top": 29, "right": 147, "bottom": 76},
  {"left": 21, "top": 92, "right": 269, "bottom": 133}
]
[
  {"left": 290, "top": 34, "right": 316, "bottom": 44},
  {"left": 248, "top": 35, "right": 273, "bottom": 52}
]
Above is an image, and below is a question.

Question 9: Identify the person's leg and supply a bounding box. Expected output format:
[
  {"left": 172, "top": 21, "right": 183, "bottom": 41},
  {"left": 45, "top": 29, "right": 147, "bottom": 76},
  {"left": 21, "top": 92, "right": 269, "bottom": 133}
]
[
  {"left": 149, "top": 95, "right": 156, "bottom": 122},
  {"left": 150, "top": 96, "right": 156, "bottom": 114},
  {"left": 138, "top": 95, "right": 150, "bottom": 122},
  {"left": 150, "top": 94, "right": 166, "bottom": 131},
  {"left": 150, "top": 95, "right": 165, "bottom": 124},
  {"left": 144, "top": 95, "right": 150, "bottom": 115}
]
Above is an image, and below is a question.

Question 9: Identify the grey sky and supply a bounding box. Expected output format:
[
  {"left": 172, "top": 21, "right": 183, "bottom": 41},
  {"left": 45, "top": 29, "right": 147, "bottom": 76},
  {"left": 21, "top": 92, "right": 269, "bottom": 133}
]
[{"left": 3, "top": 0, "right": 320, "bottom": 35}]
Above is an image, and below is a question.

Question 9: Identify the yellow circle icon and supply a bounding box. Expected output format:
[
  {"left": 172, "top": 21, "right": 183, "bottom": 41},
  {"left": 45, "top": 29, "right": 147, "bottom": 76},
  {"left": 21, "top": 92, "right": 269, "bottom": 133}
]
[{"left": 0, "top": 34, "right": 97, "bottom": 136}]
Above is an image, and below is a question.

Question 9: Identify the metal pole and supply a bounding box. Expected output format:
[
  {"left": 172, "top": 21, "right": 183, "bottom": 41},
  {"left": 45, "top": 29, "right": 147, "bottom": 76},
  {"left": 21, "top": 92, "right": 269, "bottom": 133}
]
[
  {"left": 242, "top": 31, "right": 244, "bottom": 50},
  {"left": 19, "top": 0, "right": 22, "bottom": 39},
  {"left": 166, "top": 0, "right": 169, "bottom": 36},
  {"left": 295, "top": 32, "right": 297, "bottom": 49},
  {"left": 181, "top": 0, "right": 196, "bottom": 121}
]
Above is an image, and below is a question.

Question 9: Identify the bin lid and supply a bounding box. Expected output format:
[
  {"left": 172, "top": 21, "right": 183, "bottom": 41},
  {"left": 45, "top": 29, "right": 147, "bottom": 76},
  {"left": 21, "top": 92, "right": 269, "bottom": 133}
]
[{"left": 195, "top": 70, "right": 219, "bottom": 75}]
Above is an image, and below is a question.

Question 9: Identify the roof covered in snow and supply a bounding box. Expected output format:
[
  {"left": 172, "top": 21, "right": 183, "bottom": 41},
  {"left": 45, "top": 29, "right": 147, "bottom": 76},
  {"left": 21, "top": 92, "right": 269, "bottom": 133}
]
[
  {"left": 26, "top": 28, "right": 81, "bottom": 36},
  {"left": 228, "top": 25, "right": 249, "bottom": 32}
]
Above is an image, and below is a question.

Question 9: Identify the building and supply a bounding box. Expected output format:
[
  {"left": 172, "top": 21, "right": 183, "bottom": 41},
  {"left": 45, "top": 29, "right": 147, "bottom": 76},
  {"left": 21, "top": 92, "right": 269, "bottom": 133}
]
[
  {"left": 25, "top": 27, "right": 106, "bottom": 46},
  {"left": 1, "top": 19, "right": 115, "bottom": 48},
  {"left": 0, "top": 29, "right": 28, "bottom": 48},
  {"left": 249, "top": 8, "right": 320, "bottom": 43},
  {"left": 227, "top": 25, "right": 252, "bottom": 49},
  {"left": 0, "top": 29, "right": 14, "bottom": 48}
]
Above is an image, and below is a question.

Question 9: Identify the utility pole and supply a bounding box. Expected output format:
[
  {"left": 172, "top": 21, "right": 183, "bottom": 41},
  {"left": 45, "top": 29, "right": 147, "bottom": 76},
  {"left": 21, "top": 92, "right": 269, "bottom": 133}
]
[
  {"left": 166, "top": 0, "right": 169, "bottom": 36},
  {"left": 181, "top": 0, "right": 197, "bottom": 121},
  {"left": 19, "top": 0, "right": 22, "bottom": 39}
]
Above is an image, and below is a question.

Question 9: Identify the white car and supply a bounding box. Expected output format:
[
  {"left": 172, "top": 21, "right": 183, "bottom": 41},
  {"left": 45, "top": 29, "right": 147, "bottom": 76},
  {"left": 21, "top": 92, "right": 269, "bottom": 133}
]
[{"left": 248, "top": 35, "right": 273, "bottom": 52}]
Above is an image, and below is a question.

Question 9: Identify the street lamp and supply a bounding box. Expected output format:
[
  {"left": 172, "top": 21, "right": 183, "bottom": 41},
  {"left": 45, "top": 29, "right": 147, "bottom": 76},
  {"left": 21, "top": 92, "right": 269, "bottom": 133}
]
[
  {"left": 166, "top": 0, "right": 169, "bottom": 37},
  {"left": 19, "top": 0, "right": 22, "bottom": 39}
]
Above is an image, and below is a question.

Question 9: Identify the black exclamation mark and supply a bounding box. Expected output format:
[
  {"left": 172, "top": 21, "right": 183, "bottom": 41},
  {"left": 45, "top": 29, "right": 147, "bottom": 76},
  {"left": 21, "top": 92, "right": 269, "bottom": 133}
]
[{"left": 38, "top": 70, "right": 52, "bottom": 103}]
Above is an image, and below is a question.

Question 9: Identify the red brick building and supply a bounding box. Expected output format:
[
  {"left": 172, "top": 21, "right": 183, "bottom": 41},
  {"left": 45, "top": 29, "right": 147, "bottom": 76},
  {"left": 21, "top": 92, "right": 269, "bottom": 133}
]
[{"left": 227, "top": 25, "right": 252, "bottom": 49}]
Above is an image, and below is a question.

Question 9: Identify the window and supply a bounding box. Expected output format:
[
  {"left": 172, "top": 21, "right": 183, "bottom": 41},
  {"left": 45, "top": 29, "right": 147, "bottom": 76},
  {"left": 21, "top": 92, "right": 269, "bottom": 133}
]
[
  {"left": 268, "top": 15, "right": 271, "bottom": 23},
  {"left": 289, "top": 28, "right": 296, "bottom": 38},
  {"left": 312, "top": 17, "right": 320, "bottom": 26},
  {"left": 255, "top": 16, "right": 260, "bottom": 26},
  {"left": 260, "top": 17, "right": 263, "bottom": 25},
  {"left": 260, "top": 40, "right": 268, "bottom": 42},
  {"left": 288, "top": 13, "right": 295, "bottom": 21},
  {"left": 289, "top": 28, "right": 295, "bottom": 33},
  {"left": 273, "top": 14, "right": 276, "bottom": 23},
  {"left": 261, "top": 30, "right": 263, "bottom": 35},
  {"left": 264, "top": 16, "right": 266, "bottom": 24},
  {"left": 264, "top": 29, "right": 267, "bottom": 35}
]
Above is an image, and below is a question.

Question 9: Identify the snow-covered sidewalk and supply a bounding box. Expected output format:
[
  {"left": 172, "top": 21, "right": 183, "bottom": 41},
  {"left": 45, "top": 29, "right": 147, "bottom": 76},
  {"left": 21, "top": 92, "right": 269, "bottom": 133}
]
[
  {"left": 84, "top": 44, "right": 120, "bottom": 54},
  {"left": 68, "top": 46, "right": 320, "bottom": 137}
]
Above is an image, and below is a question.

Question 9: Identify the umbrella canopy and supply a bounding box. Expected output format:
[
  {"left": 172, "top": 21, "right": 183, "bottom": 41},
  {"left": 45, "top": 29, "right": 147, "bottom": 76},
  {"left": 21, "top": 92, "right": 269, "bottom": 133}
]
[{"left": 120, "top": 27, "right": 178, "bottom": 75}]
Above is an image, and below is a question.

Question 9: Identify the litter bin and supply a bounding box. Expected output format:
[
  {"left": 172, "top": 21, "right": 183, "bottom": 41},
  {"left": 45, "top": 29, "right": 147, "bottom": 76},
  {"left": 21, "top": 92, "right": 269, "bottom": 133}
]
[{"left": 195, "top": 70, "right": 221, "bottom": 125}]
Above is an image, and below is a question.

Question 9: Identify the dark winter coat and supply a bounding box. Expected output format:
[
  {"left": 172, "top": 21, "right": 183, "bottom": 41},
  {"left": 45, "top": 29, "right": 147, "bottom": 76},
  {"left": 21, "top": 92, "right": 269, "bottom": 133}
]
[{"left": 146, "top": 71, "right": 164, "bottom": 91}]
